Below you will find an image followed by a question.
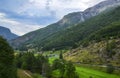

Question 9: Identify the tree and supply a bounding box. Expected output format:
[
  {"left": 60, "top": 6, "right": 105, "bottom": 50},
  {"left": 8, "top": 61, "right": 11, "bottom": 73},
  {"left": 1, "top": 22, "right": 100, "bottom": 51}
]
[
  {"left": 33, "top": 54, "right": 42, "bottom": 74},
  {"left": 52, "top": 59, "right": 65, "bottom": 78},
  {"left": 0, "top": 37, "right": 17, "bottom": 78},
  {"left": 42, "top": 62, "right": 52, "bottom": 78},
  {"left": 106, "top": 64, "right": 115, "bottom": 74},
  {"left": 59, "top": 51, "right": 63, "bottom": 59},
  {"left": 52, "top": 59, "right": 63, "bottom": 70},
  {"left": 21, "top": 52, "right": 36, "bottom": 72},
  {"left": 18, "top": 52, "right": 52, "bottom": 78},
  {"left": 52, "top": 59, "right": 79, "bottom": 78},
  {"left": 106, "top": 39, "right": 116, "bottom": 58},
  {"left": 15, "top": 53, "right": 23, "bottom": 68},
  {"left": 65, "top": 62, "right": 79, "bottom": 78}
]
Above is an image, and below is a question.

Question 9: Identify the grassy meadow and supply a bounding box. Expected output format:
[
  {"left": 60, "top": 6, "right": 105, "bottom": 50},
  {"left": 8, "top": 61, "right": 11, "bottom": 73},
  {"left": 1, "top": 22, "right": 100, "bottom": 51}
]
[
  {"left": 48, "top": 56, "right": 120, "bottom": 78},
  {"left": 76, "top": 66, "right": 120, "bottom": 78}
]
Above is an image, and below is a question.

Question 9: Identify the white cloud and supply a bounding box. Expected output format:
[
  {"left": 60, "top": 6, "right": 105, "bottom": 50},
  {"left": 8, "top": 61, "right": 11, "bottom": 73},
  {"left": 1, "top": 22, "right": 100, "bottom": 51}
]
[
  {"left": 18, "top": 0, "right": 51, "bottom": 17},
  {"left": 0, "top": 13, "right": 42, "bottom": 36},
  {"left": 49, "top": 0, "right": 106, "bottom": 18},
  {"left": 0, "top": 13, "right": 6, "bottom": 18},
  {"left": 16, "top": 0, "right": 105, "bottom": 19}
]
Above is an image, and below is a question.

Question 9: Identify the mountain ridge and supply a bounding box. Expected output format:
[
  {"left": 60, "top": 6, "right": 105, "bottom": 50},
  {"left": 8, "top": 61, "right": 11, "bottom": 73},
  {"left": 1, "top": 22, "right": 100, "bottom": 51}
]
[
  {"left": 37, "top": 6, "right": 120, "bottom": 50},
  {"left": 0, "top": 26, "right": 18, "bottom": 40},
  {"left": 10, "top": 0, "right": 120, "bottom": 50}
]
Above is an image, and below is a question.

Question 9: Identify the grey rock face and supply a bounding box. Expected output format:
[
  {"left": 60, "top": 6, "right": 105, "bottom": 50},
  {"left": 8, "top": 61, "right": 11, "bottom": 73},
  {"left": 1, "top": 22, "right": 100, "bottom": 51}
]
[
  {"left": 60, "top": 0, "right": 120, "bottom": 25},
  {"left": 82, "top": 0, "right": 120, "bottom": 20},
  {"left": 0, "top": 26, "right": 18, "bottom": 40}
]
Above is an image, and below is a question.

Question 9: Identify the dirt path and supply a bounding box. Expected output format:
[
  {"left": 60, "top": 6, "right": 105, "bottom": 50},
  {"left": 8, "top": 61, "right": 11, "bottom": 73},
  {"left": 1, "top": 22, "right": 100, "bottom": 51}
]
[{"left": 23, "top": 71, "right": 33, "bottom": 78}]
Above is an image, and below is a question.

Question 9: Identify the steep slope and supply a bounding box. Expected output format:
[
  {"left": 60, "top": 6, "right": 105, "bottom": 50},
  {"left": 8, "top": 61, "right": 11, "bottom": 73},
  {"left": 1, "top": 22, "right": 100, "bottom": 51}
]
[
  {"left": 10, "top": 12, "right": 84, "bottom": 49},
  {"left": 64, "top": 38, "right": 120, "bottom": 66},
  {"left": 11, "top": 0, "right": 120, "bottom": 50},
  {"left": 88, "top": 21, "right": 120, "bottom": 41},
  {"left": 0, "top": 26, "right": 18, "bottom": 40},
  {"left": 82, "top": 0, "right": 120, "bottom": 20},
  {"left": 34, "top": 6, "right": 120, "bottom": 50}
]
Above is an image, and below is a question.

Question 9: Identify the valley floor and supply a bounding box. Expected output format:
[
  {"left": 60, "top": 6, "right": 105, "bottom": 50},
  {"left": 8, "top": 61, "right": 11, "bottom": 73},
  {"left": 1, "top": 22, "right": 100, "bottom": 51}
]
[
  {"left": 17, "top": 56, "right": 120, "bottom": 78},
  {"left": 76, "top": 66, "right": 120, "bottom": 78}
]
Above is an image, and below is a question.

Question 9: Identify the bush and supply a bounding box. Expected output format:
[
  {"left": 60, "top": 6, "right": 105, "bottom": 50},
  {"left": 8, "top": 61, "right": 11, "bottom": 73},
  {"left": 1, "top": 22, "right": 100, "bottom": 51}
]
[{"left": 106, "top": 64, "right": 115, "bottom": 74}]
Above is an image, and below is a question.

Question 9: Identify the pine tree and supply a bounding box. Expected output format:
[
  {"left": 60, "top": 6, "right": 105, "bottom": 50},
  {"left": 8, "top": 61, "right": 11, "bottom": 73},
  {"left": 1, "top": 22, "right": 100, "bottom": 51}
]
[
  {"left": 65, "top": 62, "right": 79, "bottom": 78},
  {"left": 0, "top": 37, "right": 17, "bottom": 78},
  {"left": 59, "top": 51, "right": 63, "bottom": 59}
]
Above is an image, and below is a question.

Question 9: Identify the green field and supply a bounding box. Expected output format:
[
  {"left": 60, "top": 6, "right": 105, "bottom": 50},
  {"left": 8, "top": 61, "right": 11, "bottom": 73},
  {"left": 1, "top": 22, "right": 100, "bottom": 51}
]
[
  {"left": 49, "top": 57, "right": 120, "bottom": 78},
  {"left": 49, "top": 57, "right": 58, "bottom": 64},
  {"left": 51, "top": 65, "right": 120, "bottom": 78},
  {"left": 76, "top": 66, "right": 120, "bottom": 78}
]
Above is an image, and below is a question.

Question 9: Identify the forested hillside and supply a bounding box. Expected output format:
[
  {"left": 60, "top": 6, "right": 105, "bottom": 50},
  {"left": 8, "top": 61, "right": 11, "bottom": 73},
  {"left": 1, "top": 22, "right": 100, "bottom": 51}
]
[
  {"left": 26, "top": 6, "right": 120, "bottom": 50},
  {"left": 11, "top": 0, "right": 120, "bottom": 51}
]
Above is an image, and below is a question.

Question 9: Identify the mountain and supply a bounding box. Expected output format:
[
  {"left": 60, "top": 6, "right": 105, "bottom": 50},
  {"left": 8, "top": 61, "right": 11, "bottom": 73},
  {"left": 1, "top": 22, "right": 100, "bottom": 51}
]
[
  {"left": 58, "top": 0, "right": 120, "bottom": 25},
  {"left": 0, "top": 26, "right": 18, "bottom": 40},
  {"left": 11, "top": 0, "right": 120, "bottom": 50},
  {"left": 53, "top": 0, "right": 120, "bottom": 26},
  {"left": 35, "top": 6, "right": 120, "bottom": 50},
  {"left": 81, "top": 0, "right": 120, "bottom": 21}
]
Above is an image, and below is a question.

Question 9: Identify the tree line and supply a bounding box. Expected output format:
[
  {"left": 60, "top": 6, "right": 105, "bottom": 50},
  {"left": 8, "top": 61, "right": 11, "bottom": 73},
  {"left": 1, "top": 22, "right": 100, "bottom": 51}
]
[
  {"left": 0, "top": 37, "right": 17, "bottom": 78},
  {"left": 15, "top": 52, "right": 79, "bottom": 78}
]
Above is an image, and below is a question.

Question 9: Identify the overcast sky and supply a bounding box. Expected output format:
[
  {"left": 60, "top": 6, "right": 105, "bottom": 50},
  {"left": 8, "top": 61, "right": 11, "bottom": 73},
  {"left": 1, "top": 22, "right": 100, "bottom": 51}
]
[{"left": 0, "top": 0, "right": 105, "bottom": 36}]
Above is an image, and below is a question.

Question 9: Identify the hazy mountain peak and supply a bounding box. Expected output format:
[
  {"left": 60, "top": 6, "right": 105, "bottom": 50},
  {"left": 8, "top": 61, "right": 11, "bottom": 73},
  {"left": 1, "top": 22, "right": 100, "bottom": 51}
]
[
  {"left": 81, "top": 0, "right": 120, "bottom": 21},
  {"left": 56, "top": 0, "right": 120, "bottom": 27},
  {"left": 0, "top": 26, "right": 18, "bottom": 40}
]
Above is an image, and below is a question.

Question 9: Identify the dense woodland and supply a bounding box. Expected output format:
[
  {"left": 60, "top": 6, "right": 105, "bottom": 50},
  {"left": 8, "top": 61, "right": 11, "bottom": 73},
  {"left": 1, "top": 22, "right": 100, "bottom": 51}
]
[{"left": 0, "top": 37, "right": 17, "bottom": 78}]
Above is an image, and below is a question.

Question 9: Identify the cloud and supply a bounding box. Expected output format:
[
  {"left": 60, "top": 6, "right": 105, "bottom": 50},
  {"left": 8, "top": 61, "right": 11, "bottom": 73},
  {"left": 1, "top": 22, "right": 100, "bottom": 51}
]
[
  {"left": 47, "top": 0, "right": 106, "bottom": 18},
  {"left": 11, "top": 0, "right": 106, "bottom": 18},
  {"left": 0, "top": 13, "right": 41, "bottom": 36},
  {"left": 0, "top": 0, "right": 106, "bottom": 35}
]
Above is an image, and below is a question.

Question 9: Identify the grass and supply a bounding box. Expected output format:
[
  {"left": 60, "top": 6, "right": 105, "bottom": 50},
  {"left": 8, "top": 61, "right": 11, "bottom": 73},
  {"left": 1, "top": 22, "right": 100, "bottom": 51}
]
[
  {"left": 32, "top": 73, "right": 43, "bottom": 78},
  {"left": 49, "top": 57, "right": 120, "bottom": 78},
  {"left": 50, "top": 64, "right": 120, "bottom": 78},
  {"left": 76, "top": 66, "right": 120, "bottom": 78},
  {"left": 49, "top": 57, "right": 58, "bottom": 64},
  {"left": 52, "top": 70, "right": 61, "bottom": 78}
]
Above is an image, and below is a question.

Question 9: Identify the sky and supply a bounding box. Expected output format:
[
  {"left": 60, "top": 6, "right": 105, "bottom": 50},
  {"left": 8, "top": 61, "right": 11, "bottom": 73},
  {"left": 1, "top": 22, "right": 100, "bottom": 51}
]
[{"left": 0, "top": 0, "right": 105, "bottom": 36}]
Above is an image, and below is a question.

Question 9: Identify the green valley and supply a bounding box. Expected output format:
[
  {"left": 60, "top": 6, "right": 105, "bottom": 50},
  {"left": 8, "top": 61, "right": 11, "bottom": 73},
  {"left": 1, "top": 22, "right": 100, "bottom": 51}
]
[{"left": 0, "top": 0, "right": 120, "bottom": 78}]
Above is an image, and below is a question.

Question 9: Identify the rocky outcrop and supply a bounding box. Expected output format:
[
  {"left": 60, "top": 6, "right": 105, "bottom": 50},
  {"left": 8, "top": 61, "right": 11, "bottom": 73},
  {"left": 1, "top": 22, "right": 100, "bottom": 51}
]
[{"left": 55, "top": 0, "right": 120, "bottom": 28}]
